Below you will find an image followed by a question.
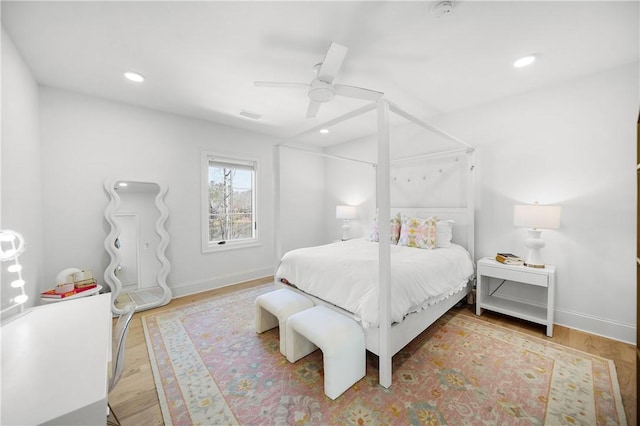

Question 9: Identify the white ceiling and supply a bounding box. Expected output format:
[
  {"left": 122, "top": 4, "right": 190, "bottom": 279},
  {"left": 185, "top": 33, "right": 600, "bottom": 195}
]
[{"left": 2, "top": 1, "right": 638, "bottom": 146}]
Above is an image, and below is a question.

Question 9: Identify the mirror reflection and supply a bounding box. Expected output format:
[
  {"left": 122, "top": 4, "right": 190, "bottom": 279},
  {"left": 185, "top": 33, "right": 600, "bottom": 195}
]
[{"left": 104, "top": 180, "right": 172, "bottom": 314}]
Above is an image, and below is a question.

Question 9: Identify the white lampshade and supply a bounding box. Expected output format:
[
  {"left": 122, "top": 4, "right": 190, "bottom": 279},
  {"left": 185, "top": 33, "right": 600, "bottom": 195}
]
[
  {"left": 514, "top": 204, "right": 561, "bottom": 229},
  {"left": 336, "top": 205, "right": 357, "bottom": 220}
]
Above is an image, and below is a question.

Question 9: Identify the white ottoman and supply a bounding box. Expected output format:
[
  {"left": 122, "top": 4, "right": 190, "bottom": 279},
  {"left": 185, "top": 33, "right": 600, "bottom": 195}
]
[
  {"left": 254, "top": 288, "right": 314, "bottom": 356},
  {"left": 286, "top": 305, "right": 365, "bottom": 400}
]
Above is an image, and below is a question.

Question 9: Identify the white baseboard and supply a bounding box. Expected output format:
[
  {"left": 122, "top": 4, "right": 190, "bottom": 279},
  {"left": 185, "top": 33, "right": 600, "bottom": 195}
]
[
  {"left": 554, "top": 308, "right": 636, "bottom": 345},
  {"left": 169, "top": 267, "right": 274, "bottom": 299},
  {"left": 488, "top": 293, "right": 636, "bottom": 344}
]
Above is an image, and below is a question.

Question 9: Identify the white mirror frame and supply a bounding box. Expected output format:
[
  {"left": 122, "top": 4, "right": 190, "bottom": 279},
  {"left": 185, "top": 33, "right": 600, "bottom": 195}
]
[{"left": 104, "top": 179, "right": 172, "bottom": 315}]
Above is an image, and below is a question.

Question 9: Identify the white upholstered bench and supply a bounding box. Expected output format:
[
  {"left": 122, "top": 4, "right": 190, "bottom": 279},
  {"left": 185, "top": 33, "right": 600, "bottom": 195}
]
[
  {"left": 285, "top": 305, "right": 365, "bottom": 400},
  {"left": 254, "top": 288, "right": 314, "bottom": 356}
]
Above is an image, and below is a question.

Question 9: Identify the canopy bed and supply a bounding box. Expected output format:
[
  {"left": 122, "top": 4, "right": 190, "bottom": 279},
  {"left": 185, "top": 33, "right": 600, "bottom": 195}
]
[{"left": 273, "top": 99, "right": 475, "bottom": 388}]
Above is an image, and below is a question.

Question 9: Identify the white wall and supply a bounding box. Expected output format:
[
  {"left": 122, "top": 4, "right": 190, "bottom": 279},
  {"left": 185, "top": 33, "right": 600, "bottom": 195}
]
[
  {"left": 278, "top": 146, "right": 326, "bottom": 253},
  {"left": 323, "top": 63, "right": 638, "bottom": 343},
  {"left": 38, "top": 87, "right": 285, "bottom": 298},
  {"left": 435, "top": 63, "right": 638, "bottom": 343},
  {"left": 1, "top": 27, "right": 43, "bottom": 315},
  {"left": 324, "top": 137, "right": 377, "bottom": 242}
]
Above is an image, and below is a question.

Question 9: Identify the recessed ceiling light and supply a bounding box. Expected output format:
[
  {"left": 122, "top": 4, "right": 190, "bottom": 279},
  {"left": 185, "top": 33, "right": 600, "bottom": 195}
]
[
  {"left": 124, "top": 71, "right": 145, "bottom": 82},
  {"left": 320, "top": 129, "right": 329, "bottom": 134},
  {"left": 513, "top": 55, "right": 536, "bottom": 68},
  {"left": 118, "top": 182, "right": 128, "bottom": 187}
]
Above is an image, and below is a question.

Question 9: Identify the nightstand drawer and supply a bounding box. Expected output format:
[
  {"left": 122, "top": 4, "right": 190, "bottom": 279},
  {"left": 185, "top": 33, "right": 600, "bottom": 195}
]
[{"left": 478, "top": 265, "right": 548, "bottom": 287}]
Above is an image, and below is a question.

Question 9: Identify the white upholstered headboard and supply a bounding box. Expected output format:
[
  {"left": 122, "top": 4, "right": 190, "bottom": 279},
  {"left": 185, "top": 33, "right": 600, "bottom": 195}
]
[{"left": 390, "top": 207, "right": 474, "bottom": 259}]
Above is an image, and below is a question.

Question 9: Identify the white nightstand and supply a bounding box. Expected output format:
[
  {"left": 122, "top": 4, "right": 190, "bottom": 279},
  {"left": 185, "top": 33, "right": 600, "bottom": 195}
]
[{"left": 476, "top": 257, "right": 556, "bottom": 337}]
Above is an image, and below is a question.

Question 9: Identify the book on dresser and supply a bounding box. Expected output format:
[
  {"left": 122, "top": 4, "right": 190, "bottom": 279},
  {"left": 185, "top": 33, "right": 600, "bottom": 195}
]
[
  {"left": 495, "top": 253, "right": 524, "bottom": 265},
  {"left": 41, "top": 284, "right": 98, "bottom": 299}
]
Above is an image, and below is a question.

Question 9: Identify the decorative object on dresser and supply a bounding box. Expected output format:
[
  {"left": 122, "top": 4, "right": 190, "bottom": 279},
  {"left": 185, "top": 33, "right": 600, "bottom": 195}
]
[
  {"left": 41, "top": 285, "right": 98, "bottom": 299},
  {"left": 513, "top": 202, "right": 561, "bottom": 268},
  {"left": 42, "top": 268, "right": 102, "bottom": 302},
  {"left": 335, "top": 205, "right": 357, "bottom": 241}
]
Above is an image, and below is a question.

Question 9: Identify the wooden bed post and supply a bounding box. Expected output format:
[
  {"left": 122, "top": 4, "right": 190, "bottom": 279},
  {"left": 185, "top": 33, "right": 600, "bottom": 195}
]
[{"left": 377, "top": 99, "right": 392, "bottom": 388}]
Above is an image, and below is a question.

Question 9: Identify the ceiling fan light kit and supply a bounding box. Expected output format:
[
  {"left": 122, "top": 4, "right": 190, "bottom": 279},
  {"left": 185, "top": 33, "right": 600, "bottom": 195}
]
[
  {"left": 254, "top": 41, "right": 383, "bottom": 118},
  {"left": 308, "top": 80, "right": 335, "bottom": 103}
]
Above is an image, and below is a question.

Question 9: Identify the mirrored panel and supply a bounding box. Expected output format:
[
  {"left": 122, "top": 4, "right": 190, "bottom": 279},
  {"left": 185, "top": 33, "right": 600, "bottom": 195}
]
[{"left": 104, "top": 179, "right": 172, "bottom": 314}]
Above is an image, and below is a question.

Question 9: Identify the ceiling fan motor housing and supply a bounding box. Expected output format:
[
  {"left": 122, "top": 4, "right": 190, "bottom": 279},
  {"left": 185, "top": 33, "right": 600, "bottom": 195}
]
[{"left": 308, "top": 79, "right": 335, "bottom": 102}]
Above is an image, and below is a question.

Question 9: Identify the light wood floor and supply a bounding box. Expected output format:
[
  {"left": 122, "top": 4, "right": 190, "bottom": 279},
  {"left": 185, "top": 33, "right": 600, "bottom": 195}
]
[{"left": 109, "top": 277, "right": 637, "bottom": 425}]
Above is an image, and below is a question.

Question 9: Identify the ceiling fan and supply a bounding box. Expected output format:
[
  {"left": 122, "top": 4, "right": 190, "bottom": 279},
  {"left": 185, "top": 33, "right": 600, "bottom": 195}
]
[{"left": 254, "top": 42, "right": 384, "bottom": 118}]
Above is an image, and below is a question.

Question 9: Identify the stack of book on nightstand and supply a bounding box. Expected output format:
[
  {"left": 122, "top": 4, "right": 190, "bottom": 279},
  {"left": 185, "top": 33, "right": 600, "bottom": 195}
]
[{"left": 495, "top": 253, "right": 524, "bottom": 265}]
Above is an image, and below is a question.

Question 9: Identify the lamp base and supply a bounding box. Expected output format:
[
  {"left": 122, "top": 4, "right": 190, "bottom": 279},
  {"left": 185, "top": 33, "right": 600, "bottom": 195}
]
[
  {"left": 341, "top": 221, "right": 351, "bottom": 241},
  {"left": 524, "top": 229, "right": 546, "bottom": 268}
]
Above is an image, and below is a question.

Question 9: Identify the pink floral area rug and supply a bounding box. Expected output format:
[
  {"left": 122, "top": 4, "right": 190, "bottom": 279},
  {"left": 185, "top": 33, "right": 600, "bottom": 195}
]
[{"left": 142, "top": 284, "right": 627, "bottom": 425}]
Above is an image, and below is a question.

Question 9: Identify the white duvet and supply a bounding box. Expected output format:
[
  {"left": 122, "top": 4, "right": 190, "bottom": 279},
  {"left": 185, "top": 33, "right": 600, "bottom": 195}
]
[{"left": 276, "top": 238, "right": 475, "bottom": 327}]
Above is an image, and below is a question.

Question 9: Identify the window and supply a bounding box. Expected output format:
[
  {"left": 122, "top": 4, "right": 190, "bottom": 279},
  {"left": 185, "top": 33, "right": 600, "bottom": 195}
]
[{"left": 202, "top": 152, "right": 258, "bottom": 252}]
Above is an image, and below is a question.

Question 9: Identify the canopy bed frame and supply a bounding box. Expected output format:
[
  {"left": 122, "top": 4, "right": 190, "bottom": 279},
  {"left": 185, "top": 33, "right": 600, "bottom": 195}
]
[{"left": 273, "top": 99, "right": 475, "bottom": 388}]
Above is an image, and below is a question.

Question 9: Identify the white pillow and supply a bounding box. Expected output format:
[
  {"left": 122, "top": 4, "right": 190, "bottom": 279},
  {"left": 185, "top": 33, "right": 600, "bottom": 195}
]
[{"left": 436, "top": 220, "right": 454, "bottom": 248}]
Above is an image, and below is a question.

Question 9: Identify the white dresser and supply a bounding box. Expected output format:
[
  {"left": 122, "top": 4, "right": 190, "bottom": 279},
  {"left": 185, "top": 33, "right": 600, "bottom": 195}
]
[{"left": 1, "top": 293, "right": 111, "bottom": 425}]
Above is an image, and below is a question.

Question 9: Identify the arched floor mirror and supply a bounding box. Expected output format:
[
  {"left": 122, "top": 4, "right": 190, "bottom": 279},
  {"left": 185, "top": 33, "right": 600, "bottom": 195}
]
[{"left": 104, "top": 179, "right": 172, "bottom": 314}]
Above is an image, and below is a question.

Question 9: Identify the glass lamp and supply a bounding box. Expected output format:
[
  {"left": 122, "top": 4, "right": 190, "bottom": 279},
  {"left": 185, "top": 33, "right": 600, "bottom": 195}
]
[
  {"left": 336, "top": 205, "right": 357, "bottom": 241},
  {"left": 514, "top": 203, "right": 561, "bottom": 268}
]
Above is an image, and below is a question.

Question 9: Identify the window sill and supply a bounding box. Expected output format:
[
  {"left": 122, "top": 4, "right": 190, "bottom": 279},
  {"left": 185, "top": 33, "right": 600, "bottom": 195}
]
[{"left": 202, "top": 240, "right": 261, "bottom": 253}]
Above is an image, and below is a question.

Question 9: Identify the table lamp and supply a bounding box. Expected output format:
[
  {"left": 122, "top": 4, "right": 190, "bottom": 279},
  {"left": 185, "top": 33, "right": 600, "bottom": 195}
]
[
  {"left": 513, "top": 203, "right": 561, "bottom": 268},
  {"left": 336, "top": 205, "right": 357, "bottom": 241}
]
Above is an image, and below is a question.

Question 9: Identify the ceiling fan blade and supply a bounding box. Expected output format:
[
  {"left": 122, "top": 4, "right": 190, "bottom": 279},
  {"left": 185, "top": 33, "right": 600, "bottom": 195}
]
[
  {"left": 334, "top": 84, "right": 384, "bottom": 101},
  {"left": 254, "top": 81, "right": 308, "bottom": 89},
  {"left": 306, "top": 100, "right": 321, "bottom": 118},
  {"left": 317, "top": 42, "right": 348, "bottom": 84}
]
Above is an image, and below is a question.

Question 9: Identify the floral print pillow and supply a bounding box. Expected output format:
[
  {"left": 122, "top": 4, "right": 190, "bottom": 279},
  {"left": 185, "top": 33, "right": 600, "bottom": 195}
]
[
  {"left": 369, "top": 212, "right": 402, "bottom": 244},
  {"left": 398, "top": 215, "right": 438, "bottom": 249}
]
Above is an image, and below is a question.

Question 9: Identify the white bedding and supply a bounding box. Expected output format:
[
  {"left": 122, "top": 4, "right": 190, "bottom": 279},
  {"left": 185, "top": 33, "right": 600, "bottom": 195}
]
[{"left": 276, "top": 238, "right": 475, "bottom": 327}]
